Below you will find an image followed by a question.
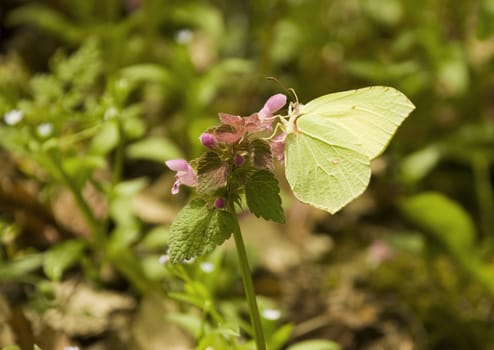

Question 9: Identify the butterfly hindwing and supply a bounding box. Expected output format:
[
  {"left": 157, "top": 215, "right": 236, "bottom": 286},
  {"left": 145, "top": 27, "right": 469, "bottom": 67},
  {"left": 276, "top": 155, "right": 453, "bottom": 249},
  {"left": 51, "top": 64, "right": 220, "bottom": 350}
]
[{"left": 285, "top": 131, "right": 370, "bottom": 214}]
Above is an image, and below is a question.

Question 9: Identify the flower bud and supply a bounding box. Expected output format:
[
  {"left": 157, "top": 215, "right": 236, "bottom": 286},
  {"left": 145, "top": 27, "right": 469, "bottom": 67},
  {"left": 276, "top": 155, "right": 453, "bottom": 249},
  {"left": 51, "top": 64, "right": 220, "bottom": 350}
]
[
  {"left": 200, "top": 132, "right": 216, "bottom": 148},
  {"left": 264, "top": 94, "right": 287, "bottom": 114},
  {"left": 234, "top": 154, "right": 245, "bottom": 166},
  {"left": 214, "top": 197, "right": 226, "bottom": 209}
]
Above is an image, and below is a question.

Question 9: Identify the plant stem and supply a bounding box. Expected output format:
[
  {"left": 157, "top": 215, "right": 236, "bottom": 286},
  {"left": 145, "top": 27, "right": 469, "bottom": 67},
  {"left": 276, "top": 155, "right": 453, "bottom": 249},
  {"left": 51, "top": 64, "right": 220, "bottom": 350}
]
[
  {"left": 47, "top": 151, "right": 104, "bottom": 247},
  {"left": 472, "top": 153, "right": 494, "bottom": 239},
  {"left": 228, "top": 204, "right": 266, "bottom": 350}
]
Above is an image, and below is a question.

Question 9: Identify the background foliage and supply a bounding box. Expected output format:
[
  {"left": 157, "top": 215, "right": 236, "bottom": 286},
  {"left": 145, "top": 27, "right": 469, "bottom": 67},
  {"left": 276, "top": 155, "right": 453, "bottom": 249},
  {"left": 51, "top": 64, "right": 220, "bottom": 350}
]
[{"left": 1, "top": 0, "right": 494, "bottom": 349}]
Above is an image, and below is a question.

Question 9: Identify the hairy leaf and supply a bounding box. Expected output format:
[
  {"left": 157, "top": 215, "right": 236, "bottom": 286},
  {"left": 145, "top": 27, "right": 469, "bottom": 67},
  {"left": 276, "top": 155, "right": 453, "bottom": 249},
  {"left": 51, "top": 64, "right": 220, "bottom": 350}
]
[
  {"left": 169, "top": 199, "right": 235, "bottom": 263},
  {"left": 245, "top": 170, "right": 285, "bottom": 223}
]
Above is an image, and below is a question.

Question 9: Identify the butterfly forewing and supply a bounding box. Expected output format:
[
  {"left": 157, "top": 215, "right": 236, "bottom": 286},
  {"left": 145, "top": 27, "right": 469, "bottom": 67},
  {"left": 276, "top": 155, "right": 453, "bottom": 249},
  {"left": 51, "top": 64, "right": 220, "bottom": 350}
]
[{"left": 300, "top": 86, "right": 415, "bottom": 159}]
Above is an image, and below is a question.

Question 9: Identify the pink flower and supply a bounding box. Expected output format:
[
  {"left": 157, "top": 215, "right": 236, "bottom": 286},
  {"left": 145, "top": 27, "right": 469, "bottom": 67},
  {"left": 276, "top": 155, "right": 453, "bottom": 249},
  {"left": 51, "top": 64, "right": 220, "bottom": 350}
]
[
  {"left": 165, "top": 159, "right": 198, "bottom": 194},
  {"left": 234, "top": 154, "right": 246, "bottom": 166},
  {"left": 216, "top": 113, "right": 265, "bottom": 143},
  {"left": 270, "top": 132, "right": 286, "bottom": 162},
  {"left": 258, "top": 94, "right": 287, "bottom": 129},
  {"left": 200, "top": 132, "right": 216, "bottom": 148}
]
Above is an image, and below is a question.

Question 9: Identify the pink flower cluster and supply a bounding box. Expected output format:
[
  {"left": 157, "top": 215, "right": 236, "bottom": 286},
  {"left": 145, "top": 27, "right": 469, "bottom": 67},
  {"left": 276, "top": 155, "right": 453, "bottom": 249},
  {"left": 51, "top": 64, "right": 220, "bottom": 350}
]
[{"left": 165, "top": 94, "right": 287, "bottom": 195}]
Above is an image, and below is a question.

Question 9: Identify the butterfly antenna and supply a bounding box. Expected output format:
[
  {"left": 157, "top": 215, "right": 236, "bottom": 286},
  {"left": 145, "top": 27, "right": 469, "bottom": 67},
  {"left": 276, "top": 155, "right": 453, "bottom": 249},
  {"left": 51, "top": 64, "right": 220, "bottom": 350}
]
[
  {"left": 287, "top": 87, "right": 299, "bottom": 104},
  {"left": 266, "top": 77, "right": 298, "bottom": 103}
]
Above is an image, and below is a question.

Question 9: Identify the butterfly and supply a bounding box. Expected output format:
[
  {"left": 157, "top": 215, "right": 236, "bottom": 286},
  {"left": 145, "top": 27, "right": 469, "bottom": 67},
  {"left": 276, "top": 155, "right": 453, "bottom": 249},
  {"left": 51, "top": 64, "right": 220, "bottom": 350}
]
[{"left": 281, "top": 86, "right": 415, "bottom": 214}]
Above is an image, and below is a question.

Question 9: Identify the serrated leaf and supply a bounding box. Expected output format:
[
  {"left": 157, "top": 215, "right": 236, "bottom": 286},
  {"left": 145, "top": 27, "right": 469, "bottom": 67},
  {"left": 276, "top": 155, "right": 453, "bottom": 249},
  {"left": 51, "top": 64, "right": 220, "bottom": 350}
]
[
  {"left": 251, "top": 138, "right": 273, "bottom": 169},
  {"left": 197, "top": 152, "right": 228, "bottom": 193},
  {"left": 245, "top": 170, "right": 285, "bottom": 223},
  {"left": 169, "top": 199, "right": 235, "bottom": 263}
]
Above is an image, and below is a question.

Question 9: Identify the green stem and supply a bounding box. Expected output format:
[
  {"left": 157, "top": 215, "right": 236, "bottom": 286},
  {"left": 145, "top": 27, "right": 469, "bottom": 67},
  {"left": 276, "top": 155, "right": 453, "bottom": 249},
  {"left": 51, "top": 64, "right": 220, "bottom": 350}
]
[
  {"left": 47, "top": 151, "right": 104, "bottom": 247},
  {"left": 228, "top": 203, "right": 266, "bottom": 350},
  {"left": 472, "top": 153, "right": 494, "bottom": 240}
]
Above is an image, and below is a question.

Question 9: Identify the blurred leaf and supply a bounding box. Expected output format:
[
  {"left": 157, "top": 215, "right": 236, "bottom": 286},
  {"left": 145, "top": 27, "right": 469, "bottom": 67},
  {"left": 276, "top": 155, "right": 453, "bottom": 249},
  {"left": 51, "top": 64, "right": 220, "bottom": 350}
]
[
  {"left": 139, "top": 226, "right": 169, "bottom": 250},
  {"left": 437, "top": 44, "right": 469, "bottom": 96},
  {"left": 400, "top": 192, "right": 476, "bottom": 255},
  {"left": 166, "top": 312, "right": 203, "bottom": 337},
  {"left": 196, "top": 332, "right": 231, "bottom": 350},
  {"left": 43, "top": 239, "right": 86, "bottom": 281},
  {"left": 362, "top": 0, "right": 403, "bottom": 26},
  {"left": 7, "top": 4, "right": 83, "bottom": 44},
  {"left": 114, "top": 178, "right": 149, "bottom": 197},
  {"left": 399, "top": 145, "right": 442, "bottom": 184},
  {"left": 120, "top": 64, "right": 172, "bottom": 85},
  {"left": 269, "top": 323, "right": 294, "bottom": 350},
  {"left": 387, "top": 231, "right": 425, "bottom": 254},
  {"left": 89, "top": 120, "right": 119, "bottom": 155},
  {"left": 286, "top": 339, "right": 341, "bottom": 350},
  {"left": 171, "top": 3, "right": 223, "bottom": 41},
  {"left": 122, "top": 114, "right": 145, "bottom": 139},
  {"left": 344, "top": 60, "right": 419, "bottom": 82},
  {"left": 0, "top": 254, "right": 43, "bottom": 282},
  {"left": 127, "top": 137, "right": 182, "bottom": 162},
  {"left": 140, "top": 255, "right": 169, "bottom": 280},
  {"left": 53, "top": 38, "right": 101, "bottom": 89},
  {"left": 478, "top": 0, "right": 494, "bottom": 38}
]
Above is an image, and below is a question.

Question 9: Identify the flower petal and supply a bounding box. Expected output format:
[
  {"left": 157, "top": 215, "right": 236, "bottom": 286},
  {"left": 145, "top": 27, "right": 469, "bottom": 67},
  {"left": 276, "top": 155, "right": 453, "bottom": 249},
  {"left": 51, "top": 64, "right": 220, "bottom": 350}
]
[{"left": 165, "top": 159, "right": 191, "bottom": 172}]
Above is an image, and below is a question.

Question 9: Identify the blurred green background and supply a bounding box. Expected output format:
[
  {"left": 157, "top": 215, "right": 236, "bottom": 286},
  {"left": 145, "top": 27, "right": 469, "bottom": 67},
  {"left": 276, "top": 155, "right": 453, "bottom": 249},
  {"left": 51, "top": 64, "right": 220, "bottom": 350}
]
[{"left": 1, "top": 0, "right": 494, "bottom": 349}]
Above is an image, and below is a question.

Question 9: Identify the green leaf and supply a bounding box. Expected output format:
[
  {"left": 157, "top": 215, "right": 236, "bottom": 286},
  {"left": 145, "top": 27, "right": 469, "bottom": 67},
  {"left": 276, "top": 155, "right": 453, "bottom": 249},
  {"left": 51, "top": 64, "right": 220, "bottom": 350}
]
[
  {"left": 286, "top": 339, "right": 341, "bottom": 350},
  {"left": 166, "top": 312, "right": 203, "bottom": 336},
  {"left": 2, "top": 346, "right": 21, "bottom": 350},
  {"left": 90, "top": 120, "right": 119, "bottom": 155},
  {"left": 245, "top": 170, "right": 285, "bottom": 223},
  {"left": 269, "top": 323, "right": 294, "bottom": 350},
  {"left": 0, "top": 254, "right": 43, "bottom": 282},
  {"left": 7, "top": 4, "right": 83, "bottom": 44},
  {"left": 126, "top": 137, "right": 182, "bottom": 162},
  {"left": 169, "top": 199, "right": 235, "bottom": 263},
  {"left": 120, "top": 64, "right": 172, "bottom": 85},
  {"left": 197, "top": 152, "right": 228, "bottom": 194},
  {"left": 400, "top": 192, "right": 476, "bottom": 255},
  {"left": 43, "top": 239, "right": 86, "bottom": 281},
  {"left": 399, "top": 144, "right": 441, "bottom": 184}
]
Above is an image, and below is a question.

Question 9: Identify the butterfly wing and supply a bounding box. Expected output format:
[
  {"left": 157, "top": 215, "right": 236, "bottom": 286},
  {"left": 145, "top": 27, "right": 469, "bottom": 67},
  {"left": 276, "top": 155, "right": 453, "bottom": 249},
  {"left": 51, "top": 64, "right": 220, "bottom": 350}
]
[
  {"left": 285, "top": 119, "right": 370, "bottom": 214},
  {"left": 300, "top": 86, "right": 415, "bottom": 159},
  {"left": 285, "top": 86, "right": 414, "bottom": 213}
]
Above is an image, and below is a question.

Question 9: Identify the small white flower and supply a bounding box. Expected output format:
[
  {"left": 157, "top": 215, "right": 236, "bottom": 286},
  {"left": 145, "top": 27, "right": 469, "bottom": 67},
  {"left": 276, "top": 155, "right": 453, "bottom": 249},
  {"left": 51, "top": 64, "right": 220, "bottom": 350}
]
[
  {"left": 64, "top": 346, "right": 80, "bottom": 350},
  {"left": 200, "top": 262, "right": 214, "bottom": 273},
  {"left": 176, "top": 29, "right": 193, "bottom": 44},
  {"left": 4, "top": 110, "right": 23, "bottom": 125},
  {"left": 158, "top": 254, "right": 170, "bottom": 265},
  {"left": 262, "top": 309, "right": 281, "bottom": 320},
  {"left": 37, "top": 123, "right": 53, "bottom": 137}
]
